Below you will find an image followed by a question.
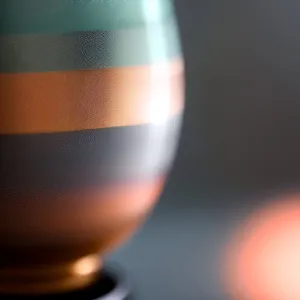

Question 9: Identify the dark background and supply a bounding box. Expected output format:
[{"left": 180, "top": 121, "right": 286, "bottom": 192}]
[{"left": 112, "top": 0, "right": 300, "bottom": 299}]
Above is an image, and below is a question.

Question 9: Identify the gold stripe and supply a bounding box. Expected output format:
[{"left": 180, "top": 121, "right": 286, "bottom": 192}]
[{"left": 0, "top": 58, "right": 184, "bottom": 134}]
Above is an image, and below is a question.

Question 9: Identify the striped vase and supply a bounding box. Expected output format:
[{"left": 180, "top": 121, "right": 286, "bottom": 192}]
[{"left": 0, "top": 0, "right": 184, "bottom": 295}]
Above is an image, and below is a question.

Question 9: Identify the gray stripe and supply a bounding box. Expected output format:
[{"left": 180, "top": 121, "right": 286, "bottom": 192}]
[
  {"left": 0, "top": 20, "right": 181, "bottom": 73},
  {"left": 0, "top": 115, "right": 182, "bottom": 191}
]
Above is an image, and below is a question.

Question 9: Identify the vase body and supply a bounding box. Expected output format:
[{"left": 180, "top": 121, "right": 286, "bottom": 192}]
[{"left": 0, "top": 0, "right": 184, "bottom": 295}]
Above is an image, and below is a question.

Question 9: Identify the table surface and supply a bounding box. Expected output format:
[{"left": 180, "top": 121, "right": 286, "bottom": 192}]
[
  {"left": 110, "top": 176, "right": 248, "bottom": 300},
  {"left": 110, "top": 173, "right": 290, "bottom": 300}
]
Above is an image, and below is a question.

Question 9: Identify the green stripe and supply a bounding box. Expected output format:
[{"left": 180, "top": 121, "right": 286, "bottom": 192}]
[
  {"left": 0, "top": 0, "right": 175, "bottom": 35},
  {"left": 0, "top": 19, "right": 181, "bottom": 73}
]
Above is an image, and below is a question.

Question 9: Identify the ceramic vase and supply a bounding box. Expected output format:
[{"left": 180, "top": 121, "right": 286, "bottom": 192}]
[{"left": 0, "top": 0, "right": 184, "bottom": 295}]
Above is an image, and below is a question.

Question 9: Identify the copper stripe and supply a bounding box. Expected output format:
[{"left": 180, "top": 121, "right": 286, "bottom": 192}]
[
  {"left": 0, "top": 176, "right": 166, "bottom": 245},
  {"left": 0, "top": 176, "right": 165, "bottom": 294},
  {"left": 0, "top": 58, "right": 184, "bottom": 134}
]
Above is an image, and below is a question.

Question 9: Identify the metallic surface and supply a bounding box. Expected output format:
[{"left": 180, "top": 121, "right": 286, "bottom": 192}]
[
  {"left": 0, "top": 21, "right": 180, "bottom": 73},
  {"left": 0, "top": 255, "right": 102, "bottom": 295},
  {"left": 0, "top": 0, "right": 174, "bottom": 34},
  {"left": 0, "top": 117, "right": 181, "bottom": 189},
  {"left": 0, "top": 60, "right": 183, "bottom": 134},
  {"left": 0, "top": 266, "right": 131, "bottom": 299},
  {"left": 0, "top": 0, "right": 184, "bottom": 295}
]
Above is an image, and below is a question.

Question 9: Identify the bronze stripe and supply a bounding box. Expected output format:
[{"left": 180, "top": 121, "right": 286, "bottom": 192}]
[
  {"left": 0, "top": 176, "right": 166, "bottom": 245},
  {"left": 0, "top": 58, "right": 184, "bottom": 134},
  {"left": 0, "top": 176, "right": 166, "bottom": 294}
]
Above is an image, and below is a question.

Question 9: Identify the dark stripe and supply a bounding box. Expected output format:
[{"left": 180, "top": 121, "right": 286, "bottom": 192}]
[
  {"left": 0, "top": 0, "right": 174, "bottom": 35},
  {"left": 0, "top": 115, "right": 182, "bottom": 191},
  {"left": 0, "top": 20, "right": 181, "bottom": 73}
]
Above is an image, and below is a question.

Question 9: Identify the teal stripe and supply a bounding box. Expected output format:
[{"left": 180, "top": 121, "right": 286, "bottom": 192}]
[
  {"left": 0, "top": 19, "right": 181, "bottom": 73},
  {"left": 0, "top": 0, "right": 175, "bottom": 35}
]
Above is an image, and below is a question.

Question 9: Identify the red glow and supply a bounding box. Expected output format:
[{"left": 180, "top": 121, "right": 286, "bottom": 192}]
[{"left": 226, "top": 195, "right": 300, "bottom": 300}]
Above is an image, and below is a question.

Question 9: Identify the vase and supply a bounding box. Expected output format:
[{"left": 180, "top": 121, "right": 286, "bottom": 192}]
[{"left": 0, "top": 0, "right": 184, "bottom": 295}]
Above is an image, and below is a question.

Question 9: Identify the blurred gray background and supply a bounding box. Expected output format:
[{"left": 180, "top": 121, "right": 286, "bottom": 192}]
[{"left": 112, "top": 0, "right": 300, "bottom": 299}]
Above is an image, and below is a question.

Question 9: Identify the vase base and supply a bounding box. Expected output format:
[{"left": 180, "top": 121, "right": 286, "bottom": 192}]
[{"left": 0, "top": 266, "right": 131, "bottom": 300}]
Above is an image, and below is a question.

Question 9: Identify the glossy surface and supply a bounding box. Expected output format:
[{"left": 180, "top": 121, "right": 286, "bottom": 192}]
[
  {"left": 0, "top": 0, "right": 184, "bottom": 295},
  {"left": 0, "top": 59, "right": 183, "bottom": 133},
  {"left": 0, "top": 22, "right": 180, "bottom": 73},
  {"left": 0, "top": 0, "right": 174, "bottom": 34}
]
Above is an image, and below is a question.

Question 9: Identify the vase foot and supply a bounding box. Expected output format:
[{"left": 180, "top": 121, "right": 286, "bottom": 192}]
[
  {"left": 0, "top": 254, "right": 102, "bottom": 295},
  {"left": 0, "top": 265, "right": 131, "bottom": 300}
]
